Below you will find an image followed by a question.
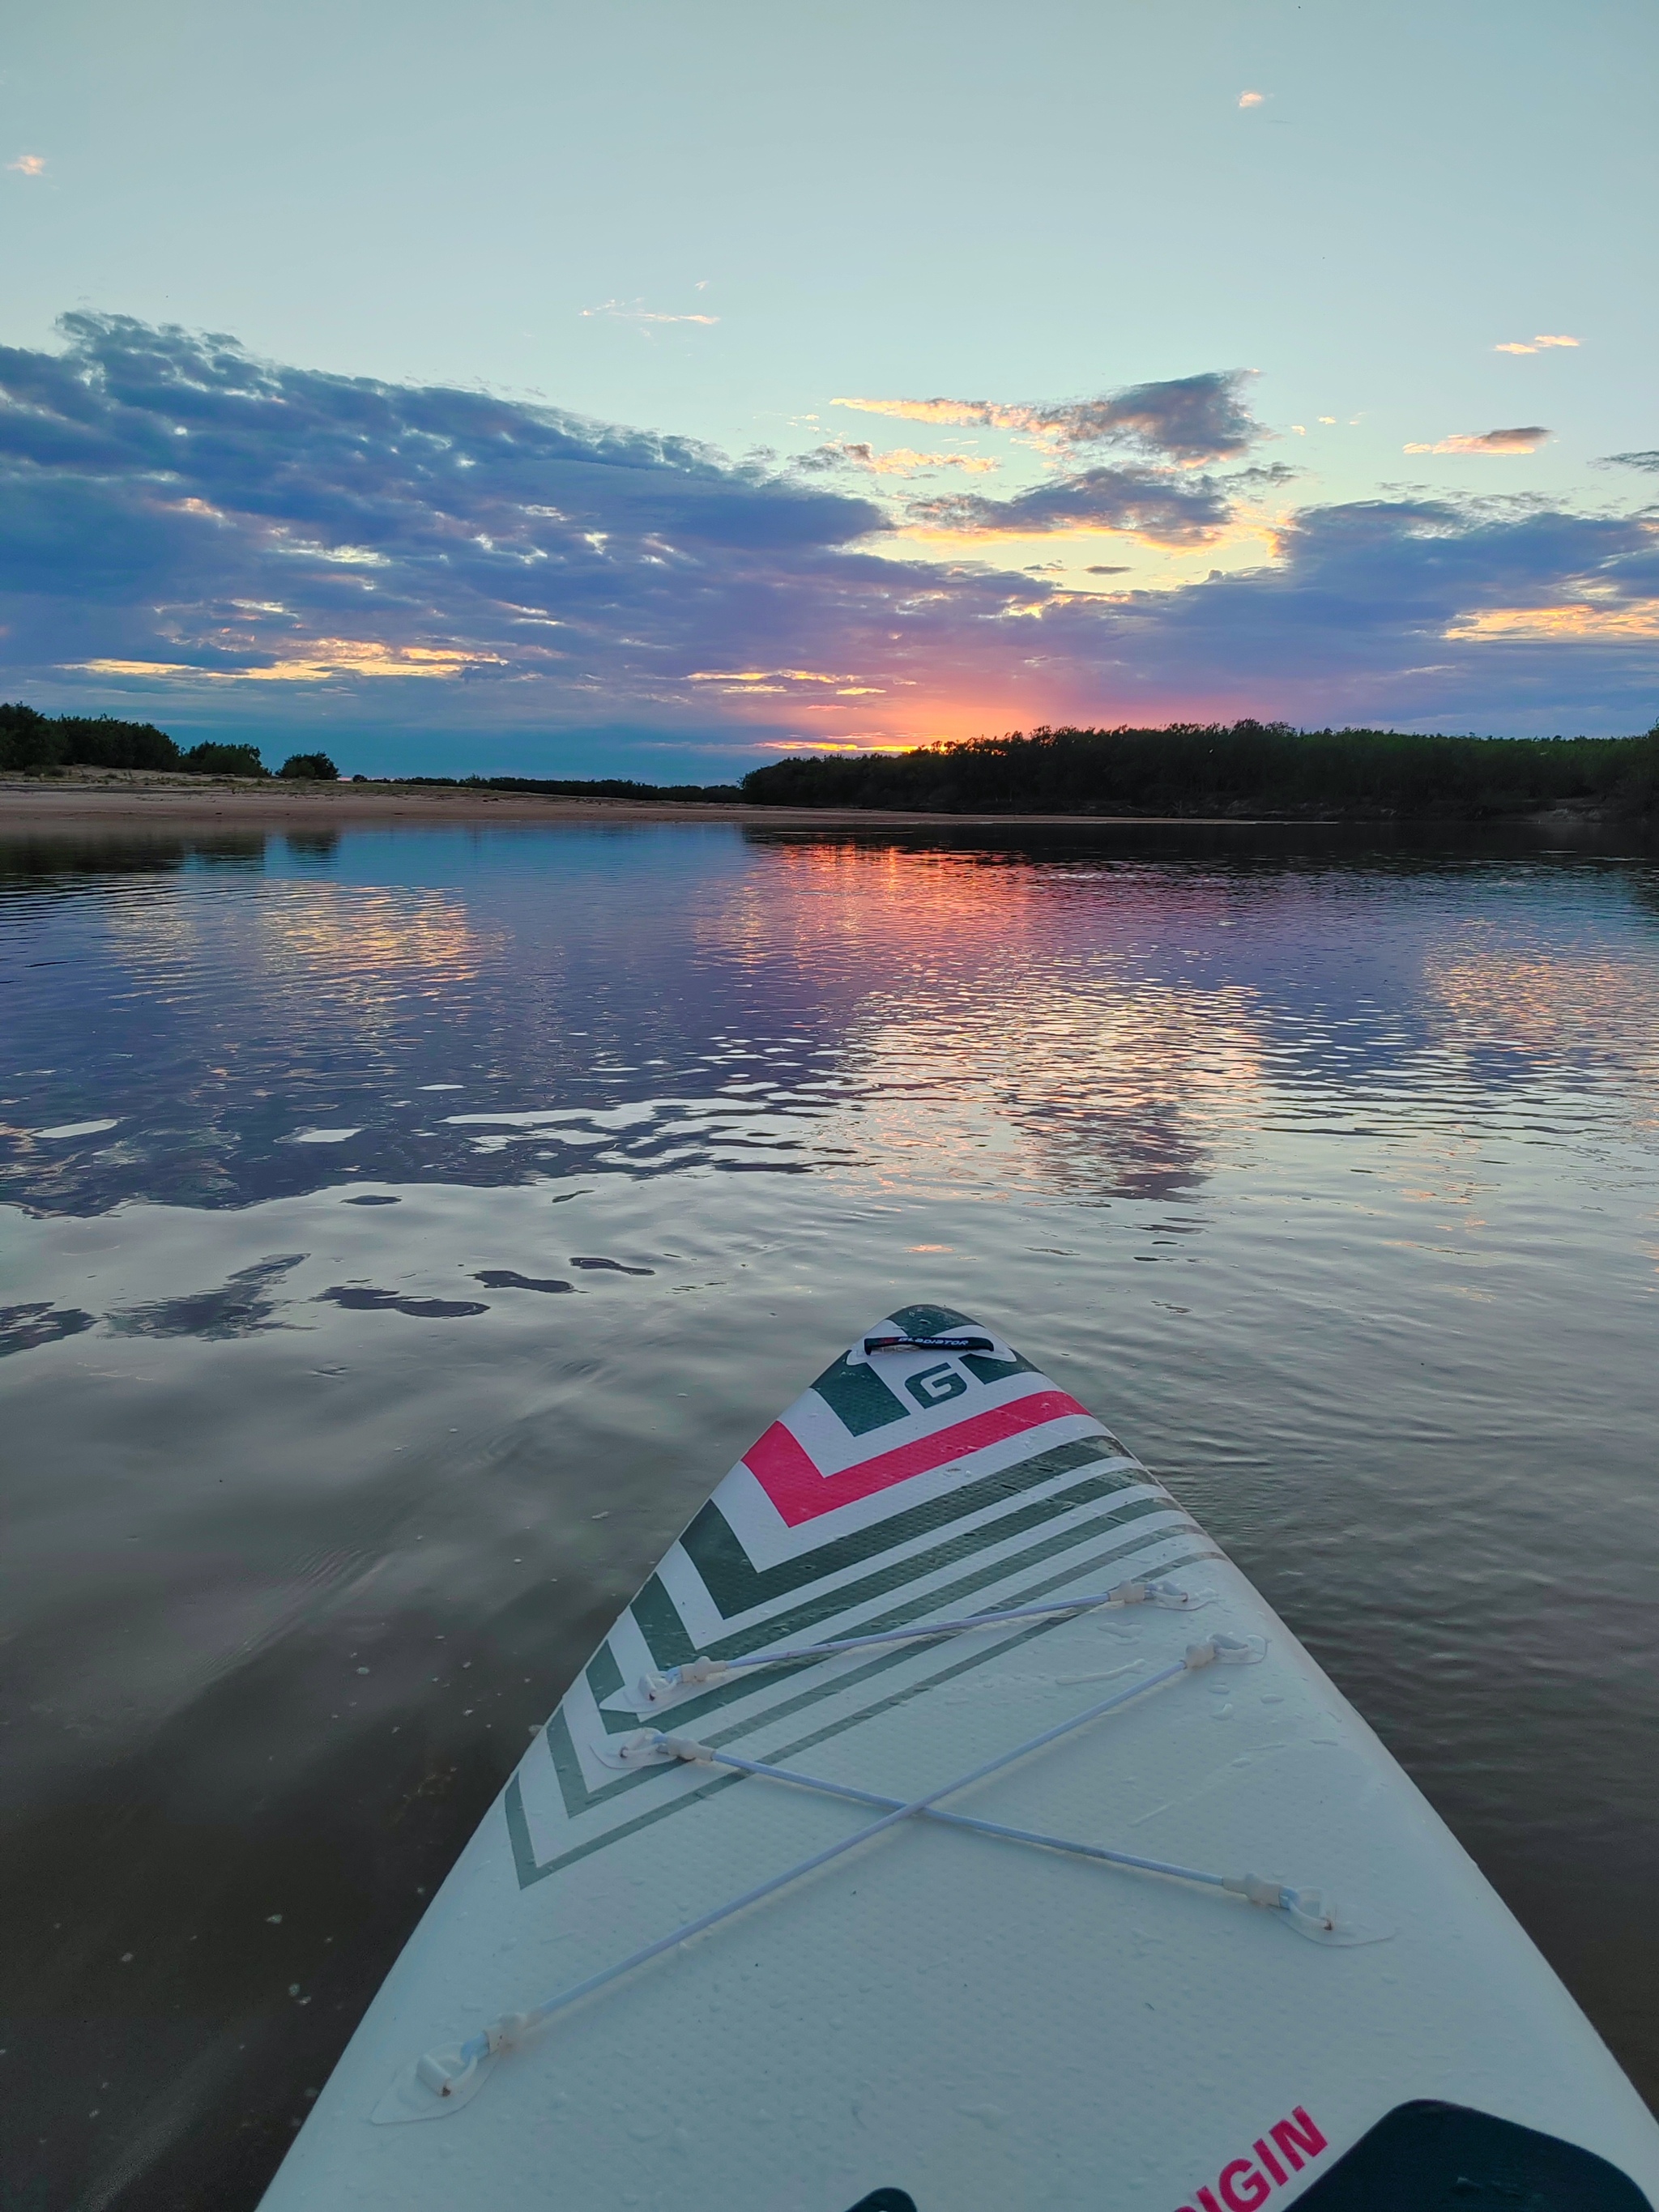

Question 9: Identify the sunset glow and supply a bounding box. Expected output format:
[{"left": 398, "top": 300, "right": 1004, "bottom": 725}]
[
  {"left": 1448, "top": 600, "right": 1659, "bottom": 642},
  {"left": 2, "top": 4, "right": 1653, "bottom": 774}
]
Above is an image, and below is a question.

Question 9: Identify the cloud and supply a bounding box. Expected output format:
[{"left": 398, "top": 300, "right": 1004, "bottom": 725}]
[
  {"left": 2, "top": 314, "right": 1655, "bottom": 759},
  {"left": 831, "top": 396, "right": 993, "bottom": 432},
  {"left": 685, "top": 666, "right": 881, "bottom": 699},
  {"left": 7, "top": 154, "right": 46, "bottom": 177},
  {"left": 834, "top": 369, "right": 1264, "bottom": 463},
  {"left": 1041, "top": 374, "right": 1264, "bottom": 462},
  {"left": 881, "top": 493, "right": 1659, "bottom": 735},
  {"left": 74, "top": 641, "right": 504, "bottom": 682},
  {"left": 0, "top": 311, "right": 895, "bottom": 727},
  {"left": 796, "top": 442, "right": 998, "bottom": 477},
  {"left": 579, "top": 300, "right": 719, "bottom": 328},
  {"left": 1448, "top": 599, "right": 1659, "bottom": 642},
  {"left": 906, "top": 464, "right": 1238, "bottom": 546},
  {"left": 1494, "top": 335, "right": 1580, "bottom": 355},
  {"left": 1403, "top": 427, "right": 1550, "bottom": 455},
  {"left": 1086, "top": 564, "right": 1132, "bottom": 574},
  {"left": 1238, "top": 90, "right": 1265, "bottom": 108},
  {"left": 1595, "top": 450, "right": 1659, "bottom": 471}
]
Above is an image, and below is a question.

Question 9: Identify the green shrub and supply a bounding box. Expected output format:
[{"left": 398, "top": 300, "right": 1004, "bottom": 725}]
[
  {"left": 181, "top": 741, "right": 267, "bottom": 777},
  {"left": 279, "top": 752, "right": 339, "bottom": 781},
  {"left": 1, "top": 701, "right": 183, "bottom": 773}
]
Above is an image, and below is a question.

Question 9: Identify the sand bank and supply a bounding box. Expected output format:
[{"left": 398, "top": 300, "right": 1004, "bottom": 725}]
[{"left": 0, "top": 773, "right": 1230, "bottom": 835}]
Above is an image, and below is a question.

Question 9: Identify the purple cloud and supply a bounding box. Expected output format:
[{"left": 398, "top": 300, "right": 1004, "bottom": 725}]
[
  {"left": 1, "top": 316, "right": 1655, "bottom": 765},
  {"left": 906, "top": 464, "right": 1238, "bottom": 545},
  {"left": 834, "top": 370, "right": 1265, "bottom": 465}
]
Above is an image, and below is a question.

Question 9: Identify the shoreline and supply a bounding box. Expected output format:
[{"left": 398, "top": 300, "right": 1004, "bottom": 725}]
[
  {"left": 0, "top": 774, "right": 1614, "bottom": 837},
  {"left": 0, "top": 774, "right": 1273, "bottom": 833}
]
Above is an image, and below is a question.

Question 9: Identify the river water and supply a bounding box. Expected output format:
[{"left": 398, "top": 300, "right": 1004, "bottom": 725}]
[{"left": 2, "top": 817, "right": 1657, "bottom": 2209}]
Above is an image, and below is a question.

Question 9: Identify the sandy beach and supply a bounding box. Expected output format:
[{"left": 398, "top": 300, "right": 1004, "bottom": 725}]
[{"left": 0, "top": 772, "right": 1232, "bottom": 835}]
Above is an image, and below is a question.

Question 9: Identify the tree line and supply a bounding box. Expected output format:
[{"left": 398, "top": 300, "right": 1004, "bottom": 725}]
[
  {"left": 399, "top": 774, "right": 744, "bottom": 801},
  {"left": 11, "top": 701, "right": 1658, "bottom": 817},
  {"left": 0, "top": 703, "right": 335, "bottom": 781},
  {"left": 738, "top": 721, "right": 1659, "bottom": 818}
]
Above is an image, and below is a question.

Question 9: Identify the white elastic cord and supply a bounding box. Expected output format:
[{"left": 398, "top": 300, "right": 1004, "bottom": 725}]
[
  {"left": 658, "top": 1711, "right": 1352, "bottom": 1943},
  {"left": 412, "top": 1656, "right": 1190, "bottom": 2103},
  {"left": 673, "top": 1740, "right": 1230, "bottom": 1892},
  {"left": 632, "top": 1580, "right": 1199, "bottom": 1707}
]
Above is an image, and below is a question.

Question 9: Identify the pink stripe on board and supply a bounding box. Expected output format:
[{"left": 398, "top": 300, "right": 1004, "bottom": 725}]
[{"left": 743, "top": 1388, "right": 1094, "bottom": 1528}]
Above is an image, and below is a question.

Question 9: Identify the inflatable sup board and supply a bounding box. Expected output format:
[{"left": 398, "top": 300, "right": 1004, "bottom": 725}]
[{"left": 260, "top": 1306, "right": 1659, "bottom": 2210}]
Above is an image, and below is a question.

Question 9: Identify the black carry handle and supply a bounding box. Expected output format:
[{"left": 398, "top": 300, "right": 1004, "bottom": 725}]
[{"left": 863, "top": 1334, "right": 996, "bottom": 1356}]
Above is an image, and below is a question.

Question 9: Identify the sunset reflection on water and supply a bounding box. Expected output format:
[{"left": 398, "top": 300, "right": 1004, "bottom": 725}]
[{"left": 2, "top": 820, "right": 1657, "bottom": 2209}]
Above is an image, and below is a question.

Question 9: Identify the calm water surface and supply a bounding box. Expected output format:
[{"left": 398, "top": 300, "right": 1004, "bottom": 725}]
[{"left": 2, "top": 820, "right": 1657, "bottom": 2208}]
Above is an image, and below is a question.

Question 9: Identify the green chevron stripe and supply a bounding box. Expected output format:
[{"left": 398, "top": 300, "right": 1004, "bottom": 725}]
[
  {"left": 582, "top": 1638, "right": 626, "bottom": 1709},
  {"left": 591, "top": 1487, "right": 1197, "bottom": 1746},
  {"left": 808, "top": 1352, "right": 911, "bottom": 1435},
  {"left": 869, "top": 1303, "right": 1039, "bottom": 1389},
  {"left": 681, "top": 1432, "right": 1128, "bottom": 1619},
  {"left": 629, "top": 1573, "right": 701, "bottom": 1669},
  {"left": 962, "top": 1347, "right": 1038, "bottom": 1387},
  {"left": 629, "top": 1453, "right": 1155, "bottom": 1681},
  {"left": 507, "top": 1534, "right": 1221, "bottom": 1887},
  {"left": 888, "top": 1302, "right": 978, "bottom": 1336},
  {"left": 576, "top": 1508, "right": 1205, "bottom": 1801},
  {"left": 807, "top": 1332, "right": 1038, "bottom": 1438},
  {"left": 608, "top": 1490, "right": 1188, "bottom": 1732}
]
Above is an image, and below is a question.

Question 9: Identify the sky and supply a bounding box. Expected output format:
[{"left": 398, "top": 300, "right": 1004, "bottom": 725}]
[{"left": 2, "top": 0, "right": 1656, "bottom": 779}]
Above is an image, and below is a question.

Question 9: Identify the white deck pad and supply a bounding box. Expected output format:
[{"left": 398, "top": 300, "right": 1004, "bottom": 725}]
[{"left": 260, "top": 1305, "right": 1659, "bottom": 2211}]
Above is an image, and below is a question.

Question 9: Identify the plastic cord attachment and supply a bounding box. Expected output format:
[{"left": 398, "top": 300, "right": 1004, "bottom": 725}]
[
  {"left": 1109, "top": 1579, "right": 1196, "bottom": 1609},
  {"left": 1225, "top": 1871, "right": 1291, "bottom": 1910},
  {"left": 1184, "top": 1633, "right": 1267, "bottom": 1670},
  {"left": 415, "top": 2048, "right": 478, "bottom": 2099},
  {"left": 618, "top": 1582, "right": 1213, "bottom": 1715},
  {"left": 635, "top": 1656, "right": 736, "bottom": 1707},
  {"left": 1222, "top": 1873, "right": 1388, "bottom": 1947}
]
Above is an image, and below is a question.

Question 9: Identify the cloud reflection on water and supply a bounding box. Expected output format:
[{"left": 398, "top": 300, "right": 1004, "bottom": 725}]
[
  {"left": 2, "top": 825, "right": 1657, "bottom": 1221},
  {"left": 3, "top": 822, "right": 1659, "bottom": 2209}
]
